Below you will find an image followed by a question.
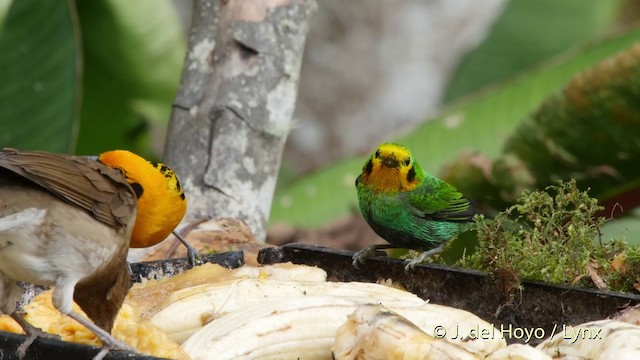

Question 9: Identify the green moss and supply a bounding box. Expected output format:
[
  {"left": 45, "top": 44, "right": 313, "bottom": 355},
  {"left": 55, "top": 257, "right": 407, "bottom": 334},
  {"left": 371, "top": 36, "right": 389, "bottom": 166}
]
[{"left": 458, "top": 179, "right": 640, "bottom": 293}]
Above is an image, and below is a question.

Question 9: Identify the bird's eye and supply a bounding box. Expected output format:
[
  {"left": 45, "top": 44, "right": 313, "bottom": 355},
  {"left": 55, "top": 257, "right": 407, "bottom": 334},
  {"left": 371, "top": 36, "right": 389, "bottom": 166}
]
[
  {"left": 130, "top": 182, "right": 144, "bottom": 198},
  {"left": 375, "top": 150, "right": 381, "bottom": 158},
  {"left": 404, "top": 158, "right": 411, "bottom": 166}
]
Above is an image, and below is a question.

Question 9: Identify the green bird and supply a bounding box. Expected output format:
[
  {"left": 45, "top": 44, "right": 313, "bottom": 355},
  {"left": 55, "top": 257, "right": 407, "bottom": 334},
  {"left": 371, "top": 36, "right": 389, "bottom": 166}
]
[{"left": 353, "top": 143, "right": 481, "bottom": 270}]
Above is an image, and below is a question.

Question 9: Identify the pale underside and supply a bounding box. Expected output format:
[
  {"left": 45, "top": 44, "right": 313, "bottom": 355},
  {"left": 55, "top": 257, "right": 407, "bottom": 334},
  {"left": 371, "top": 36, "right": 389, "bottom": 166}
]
[{"left": 0, "top": 182, "right": 132, "bottom": 315}]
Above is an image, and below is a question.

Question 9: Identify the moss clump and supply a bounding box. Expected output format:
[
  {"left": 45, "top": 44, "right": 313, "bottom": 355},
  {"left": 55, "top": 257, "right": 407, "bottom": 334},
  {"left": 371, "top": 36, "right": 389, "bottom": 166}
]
[{"left": 458, "top": 179, "right": 640, "bottom": 293}]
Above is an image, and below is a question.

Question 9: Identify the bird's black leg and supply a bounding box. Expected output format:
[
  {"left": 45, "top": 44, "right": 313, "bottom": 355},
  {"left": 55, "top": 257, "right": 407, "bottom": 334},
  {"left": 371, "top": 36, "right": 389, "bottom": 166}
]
[
  {"left": 172, "top": 230, "right": 202, "bottom": 267},
  {"left": 10, "top": 311, "right": 60, "bottom": 359},
  {"left": 352, "top": 244, "right": 397, "bottom": 268}
]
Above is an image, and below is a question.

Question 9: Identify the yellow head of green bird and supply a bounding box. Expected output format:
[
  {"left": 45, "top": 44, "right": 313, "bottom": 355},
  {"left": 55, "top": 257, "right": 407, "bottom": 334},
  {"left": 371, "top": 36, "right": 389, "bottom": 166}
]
[{"left": 356, "top": 143, "right": 423, "bottom": 193}]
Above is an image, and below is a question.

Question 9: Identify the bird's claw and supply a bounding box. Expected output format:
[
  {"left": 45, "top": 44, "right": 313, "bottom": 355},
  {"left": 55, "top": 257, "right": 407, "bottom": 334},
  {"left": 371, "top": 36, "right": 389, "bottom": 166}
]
[
  {"left": 16, "top": 331, "right": 61, "bottom": 359},
  {"left": 403, "top": 245, "right": 445, "bottom": 271},
  {"left": 403, "top": 258, "right": 423, "bottom": 271},
  {"left": 404, "top": 251, "right": 433, "bottom": 271},
  {"left": 187, "top": 249, "right": 204, "bottom": 268},
  {"left": 66, "top": 310, "right": 137, "bottom": 360},
  {"left": 351, "top": 253, "right": 366, "bottom": 269},
  {"left": 172, "top": 230, "right": 203, "bottom": 268},
  {"left": 93, "top": 339, "right": 137, "bottom": 360},
  {"left": 93, "top": 348, "right": 109, "bottom": 360},
  {"left": 352, "top": 246, "right": 379, "bottom": 268},
  {"left": 11, "top": 312, "right": 61, "bottom": 359}
]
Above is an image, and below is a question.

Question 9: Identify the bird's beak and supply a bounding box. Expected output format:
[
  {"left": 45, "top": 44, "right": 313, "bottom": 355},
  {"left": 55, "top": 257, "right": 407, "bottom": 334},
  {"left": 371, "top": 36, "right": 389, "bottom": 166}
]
[{"left": 381, "top": 156, "right": 399, "bottom": 168}]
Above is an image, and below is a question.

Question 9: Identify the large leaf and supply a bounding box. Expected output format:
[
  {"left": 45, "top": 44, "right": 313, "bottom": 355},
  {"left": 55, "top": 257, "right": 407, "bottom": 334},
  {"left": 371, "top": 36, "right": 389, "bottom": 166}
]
[
  {"left": 0, "top": 0, "right": 80, "bottom": 152},
  {"left": 270, "top": 28, "right": 640, "bottom": 229},
  {"left": 601, "top": 207, "right": 640, "bottom": 244},
  {"left": 444, "top": 0, "right": 624, "bottom": 102},
  {"left": 0, "top": 0, "right": 12, "bottom": 26},
  {"left": 74, "top": 0, "right": 185, "bottom": 158}
]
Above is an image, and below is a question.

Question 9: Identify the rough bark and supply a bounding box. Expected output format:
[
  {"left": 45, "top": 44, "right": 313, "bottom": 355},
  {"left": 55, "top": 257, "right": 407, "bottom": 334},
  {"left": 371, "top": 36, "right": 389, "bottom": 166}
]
[{"left": 164, "top": 0, "right": 317, "bottom": 240}]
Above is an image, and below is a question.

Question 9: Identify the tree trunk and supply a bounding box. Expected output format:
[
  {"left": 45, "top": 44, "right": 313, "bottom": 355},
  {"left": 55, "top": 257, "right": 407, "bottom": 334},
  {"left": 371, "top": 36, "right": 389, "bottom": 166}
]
[{"left": 164, "top": 0, "right": 317, "bottom": 240}]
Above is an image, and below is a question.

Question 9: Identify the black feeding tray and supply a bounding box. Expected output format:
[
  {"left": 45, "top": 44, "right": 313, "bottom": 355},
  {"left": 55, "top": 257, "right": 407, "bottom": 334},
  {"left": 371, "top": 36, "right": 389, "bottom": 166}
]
[
  {"left": 7, "top": 243, "right": 639, "bottom": 358},
  {"left": 0, "top": 251, "right": 244, "bottom": 360},
  {"left": 259, "top": 243, "right": 640, "bottom": 345}
]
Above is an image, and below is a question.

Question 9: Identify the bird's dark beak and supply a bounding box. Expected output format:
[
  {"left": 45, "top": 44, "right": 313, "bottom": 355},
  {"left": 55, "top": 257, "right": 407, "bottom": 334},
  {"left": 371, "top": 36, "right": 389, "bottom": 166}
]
[{"left": 381, "top": 156, "right": 399, "bottom": 168}]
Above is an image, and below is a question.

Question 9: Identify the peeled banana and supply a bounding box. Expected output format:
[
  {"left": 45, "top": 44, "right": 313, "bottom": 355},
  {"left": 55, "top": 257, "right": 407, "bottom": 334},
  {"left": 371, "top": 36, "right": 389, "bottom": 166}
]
[
  {"left": 232, "top": 262, "right": 328, "bottom": 282},
  {"left": 183, "top": 295, "right": 365, "bottom": 360},
  {"left": 150, "top": 278, "right": 425, "bottom": 343},
  {"left": 536, "top": 319, "right": 640, "bottom": 359},
  {"left": 485, "top": 344, "right": 551, "bottom": 360},
  {"left": 390, "top": 304, "right": 505, "bottom": 357},
  {"left": 182, "top": 295, "right": 506, "bottom": 360},
  {"left": 128, "top": 262, "right": 328, "bottom": 317},
  {"left": 333, "top": 305, "right": 480, "bottom": 360}
]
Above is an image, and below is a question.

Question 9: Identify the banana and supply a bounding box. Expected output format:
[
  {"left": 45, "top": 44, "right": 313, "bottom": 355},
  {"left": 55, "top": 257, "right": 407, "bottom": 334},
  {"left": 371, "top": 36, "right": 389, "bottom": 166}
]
[
  {"left": 537, "top": 319, "right": 640, "bottom": 359},
  {"left": 182, "top": 295, "right": 505, "bottom": 360},
  {"left": 128, "top": 262, "right": 327, "bottom": 318},
  {"left": 485, "top": 344, "right": 551, "bottom": 360},
  {"left": 232, "top": 262, "right": 328, "bottom": 282},
  {"left": 333, "top": 304, "right": 480, "bottom": 360},
  {"left": 391, "top": 304, "right": 505, "bottom": 357},
  {"left": 182, "top": 295, "right": 365, "bottom": 360},
  {"left": 150, "top": 278, "right": 425, "bottom": 343}
]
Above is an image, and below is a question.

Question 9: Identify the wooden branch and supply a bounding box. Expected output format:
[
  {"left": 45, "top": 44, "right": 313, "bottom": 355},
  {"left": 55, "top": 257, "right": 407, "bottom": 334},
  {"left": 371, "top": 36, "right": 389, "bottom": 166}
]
[{"left": 164, "top": 0, "right": 317, "bottom": 240}]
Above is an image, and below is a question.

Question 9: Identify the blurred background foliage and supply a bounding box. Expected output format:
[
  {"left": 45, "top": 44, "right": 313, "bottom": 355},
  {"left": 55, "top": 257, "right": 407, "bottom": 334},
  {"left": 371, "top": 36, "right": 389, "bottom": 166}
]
[
  {"left": 0, "top": 0, "right": 185, "bottom": 160},
  {"left": 0, "top": 0, "right": 639, "bottom": 242}
]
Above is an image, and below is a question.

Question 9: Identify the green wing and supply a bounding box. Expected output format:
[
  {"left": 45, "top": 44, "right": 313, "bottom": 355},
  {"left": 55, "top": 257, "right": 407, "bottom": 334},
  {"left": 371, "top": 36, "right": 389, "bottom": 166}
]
[{"left": 402, "top": 174, "right": 479, "bottom": 222}]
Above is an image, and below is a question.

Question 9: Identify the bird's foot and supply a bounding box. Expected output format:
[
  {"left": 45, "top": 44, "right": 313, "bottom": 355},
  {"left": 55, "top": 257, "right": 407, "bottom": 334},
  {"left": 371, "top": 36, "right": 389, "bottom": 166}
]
[
  {"left": 11, "top": 311, "right": 60, "bottom": 359},
  {"left": 172, "top": 230, "right": 203, "bottom": 268},
  {"left": 352, "top": 245, "right": 388, "bottom": 268},
  {"left": 403, "top": 244, "right": 446, "bottom": 271},
  {"left": 351, "top": 245, "right": 377, "bottom": 269},
  {"left": 186, "top": 247, "right": 204, "bottom": 268},
  {"left": 16, "top": 329, "right": 61, "bottom": 359},
  {"left": 65, "top": 311, "right": 137, "bottom": 360},
  {"left": 403, "top": 253, "right": 431, "bottom": 271},
  {"left": 92, "top": 336, "right": 137, "bottom": 360}
]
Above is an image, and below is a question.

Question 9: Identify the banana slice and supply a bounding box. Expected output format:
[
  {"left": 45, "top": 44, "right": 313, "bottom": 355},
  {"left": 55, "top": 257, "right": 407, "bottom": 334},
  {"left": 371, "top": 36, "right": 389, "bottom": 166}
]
[
  {"left": 151, "top": 278, "right": 424, "bottom": 343},
  {"left": 333, "top": 304, "right": 480, "bottom": 360},
  {"left": 183, "top": 295, "right": 504, "bottom": 360},
  {"left": 537, "top": 319, "right": 640, "bottom": 359}
]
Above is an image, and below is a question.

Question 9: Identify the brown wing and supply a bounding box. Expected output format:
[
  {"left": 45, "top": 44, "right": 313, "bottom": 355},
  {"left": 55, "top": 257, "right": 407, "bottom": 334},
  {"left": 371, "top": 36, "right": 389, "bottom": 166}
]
[{"left": 0, "top": 148, "right": 136, "bottom": 229}]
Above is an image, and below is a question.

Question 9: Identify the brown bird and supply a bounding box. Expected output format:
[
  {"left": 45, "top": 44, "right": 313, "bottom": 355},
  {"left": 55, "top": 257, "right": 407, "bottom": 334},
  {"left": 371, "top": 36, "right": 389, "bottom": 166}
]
[{"left": 0, "top": 148, "right": 186, "bottom": 358}]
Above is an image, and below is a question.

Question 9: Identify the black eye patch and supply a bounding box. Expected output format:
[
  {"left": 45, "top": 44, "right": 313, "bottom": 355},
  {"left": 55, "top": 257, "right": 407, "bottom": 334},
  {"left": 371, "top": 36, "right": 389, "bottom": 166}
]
[
  {"left": 130, "top": 182, "right": 144, "bottom": 198},
  {"left": 404, "top": 158, "right": 411, "bottom": 166},
  {"left": 406, "top": 167, "right": 416, "bottom": 183},
  {"left": 375, "top": 150, "right": 381, "bottom": 158},
  {"left": 363, "top": 159, "right": 373, "bottom": 175}
]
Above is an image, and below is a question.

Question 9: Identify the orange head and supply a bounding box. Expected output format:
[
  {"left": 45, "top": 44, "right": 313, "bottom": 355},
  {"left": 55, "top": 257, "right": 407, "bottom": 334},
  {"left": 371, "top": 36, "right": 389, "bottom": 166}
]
[{"left": 98, "top": 150, "right": 187, "bottom": 248}]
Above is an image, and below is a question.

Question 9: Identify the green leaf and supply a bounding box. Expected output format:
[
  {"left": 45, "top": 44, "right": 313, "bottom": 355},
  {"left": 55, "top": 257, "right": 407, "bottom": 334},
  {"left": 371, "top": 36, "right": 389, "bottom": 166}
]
[
  {"left": 444, "top": 0, "right": 625, "bottom": 102},
  {"left": 499, "top": 43, "right": 640, "bottom": 206},
  {"left": 602, "top": 208, "right": 640, "bottom": 246},
  {"left": 74, "top": 0, "right": 185, "bottom": 158},
  {"left": 0, "top": 0, "right": 12, "bottom": 26},
  {"left": 270, "top": 28, "right": 640, "bottom": 229},
  {"left": 0, "top": 0, "right": 80, "bottom": 152}
]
